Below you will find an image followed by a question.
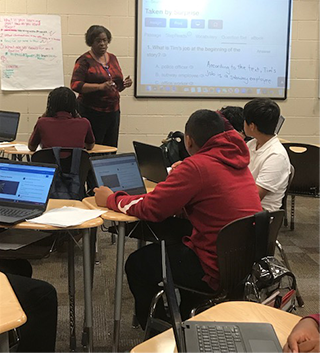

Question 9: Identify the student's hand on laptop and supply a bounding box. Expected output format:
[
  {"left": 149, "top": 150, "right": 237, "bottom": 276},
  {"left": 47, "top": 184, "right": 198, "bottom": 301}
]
[
  {"left": 283, "top": 317, "right": 319, "bottom": 352},
  {"left": 170, "top": 160, "right": 182, "bottom": 173},
  {"left": 94, "top": 186, "right": 114, "bottom": 207}
]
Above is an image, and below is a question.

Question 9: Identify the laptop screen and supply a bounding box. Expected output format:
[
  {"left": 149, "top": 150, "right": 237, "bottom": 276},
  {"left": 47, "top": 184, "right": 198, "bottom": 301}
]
[
  {"left": 0, "top": 111, "right": 20, "bottom": 141},
  {"left": 91, "top": 153, "right": 146, "bottom": 195},
  {"left": 0, "top": 162, "right": 56, "bottom": 206}
]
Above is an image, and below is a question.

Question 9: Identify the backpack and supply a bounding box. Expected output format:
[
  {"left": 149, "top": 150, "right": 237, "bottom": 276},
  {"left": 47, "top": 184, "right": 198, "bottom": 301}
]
[
  {"left": 244, "top": 256, "right": 296, "bottom": 312},
  {"left": 160, "top": 131, "right": 189, "bottom": 167},
  {"left": 50, "top": 147, "right": 82, "bottom": 200}
]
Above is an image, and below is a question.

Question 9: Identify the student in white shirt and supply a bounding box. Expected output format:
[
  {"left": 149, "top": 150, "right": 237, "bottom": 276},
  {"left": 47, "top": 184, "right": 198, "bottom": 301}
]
[{"left": 243, "top": 98, "right": 290, "bottom": 212}]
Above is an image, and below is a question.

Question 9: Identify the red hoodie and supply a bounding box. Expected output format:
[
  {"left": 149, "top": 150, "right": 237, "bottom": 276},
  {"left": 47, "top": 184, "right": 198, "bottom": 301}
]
[{"left": 107, "top": 130, "right": 262, "bottom": 289}]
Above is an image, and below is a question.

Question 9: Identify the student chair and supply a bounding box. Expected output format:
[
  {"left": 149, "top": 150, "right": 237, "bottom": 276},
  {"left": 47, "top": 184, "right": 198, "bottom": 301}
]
[
  {"left": 144, "top": 210, "right": 285, "bottom": 340},
  {"left": 282, "top": 143, "right": 319, "bottom": 230},
  {"left": 282, "top": 164, "right": 295, "bottom": 227}
]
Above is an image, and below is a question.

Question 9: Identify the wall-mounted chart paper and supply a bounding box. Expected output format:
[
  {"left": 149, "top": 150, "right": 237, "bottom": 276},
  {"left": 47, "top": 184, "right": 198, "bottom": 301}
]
[{"left": 0, "top": 15, "right": 64, "bottom": 91}]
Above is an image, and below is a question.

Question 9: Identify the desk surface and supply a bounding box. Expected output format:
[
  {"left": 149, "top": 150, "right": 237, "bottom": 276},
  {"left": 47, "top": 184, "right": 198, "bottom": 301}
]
[
  {"left": 0, "top": 141, "right": 117, "bottom": 155},
  {"left": 0, "top": 199, "right": 103, "bottom": 230},
  {"left": 0, "top": 272, "right": 27, "bottom": 334},
  {"left": 130, "top": 301, "right": 301, "bottom": 353}
]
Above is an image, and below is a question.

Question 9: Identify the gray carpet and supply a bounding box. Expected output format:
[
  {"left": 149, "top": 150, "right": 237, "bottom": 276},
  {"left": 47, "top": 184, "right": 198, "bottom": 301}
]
[{"left": 31, "top": 196, "right": 319, "bottom": 352}]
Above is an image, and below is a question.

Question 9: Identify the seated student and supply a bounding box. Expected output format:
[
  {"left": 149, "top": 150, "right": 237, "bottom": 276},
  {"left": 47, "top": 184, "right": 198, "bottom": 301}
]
[
  {"left": 0, "top": 264, "right": 57, "bottom": 352},
  {"left": 220, "top": 106, "right": 246, "bottom": 138},
  {"left": 283, "top": 314, "right": 319, "bottom": 352},
  {"left": 94, "top": 109, "right": 262, "bottom": 328},
  {"left": 28, "top": 86, "right": 95, "bottom": 151},
  {"left": 243, "top": 98, "right": 290, "bottom": 212}
]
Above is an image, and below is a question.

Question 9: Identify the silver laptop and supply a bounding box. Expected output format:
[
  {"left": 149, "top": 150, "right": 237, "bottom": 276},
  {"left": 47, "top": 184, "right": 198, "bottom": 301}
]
[
  {"left": 160, "top": 241, "right": 282, "bottom": 353},
  {"left": 275, "top": 115, "right": 285, "bottom": 134},
  {"left": 133, "top": 141, "right": 168, "bottom": 183},
  {"left": 90, "top": 153, "right": 147, "bottom": 195},
  {"left": 0, "top": 160, "right": 56, "bottom": 224},
  {"left": 0, "top": 110, "right": 20, "bottom": 142}
]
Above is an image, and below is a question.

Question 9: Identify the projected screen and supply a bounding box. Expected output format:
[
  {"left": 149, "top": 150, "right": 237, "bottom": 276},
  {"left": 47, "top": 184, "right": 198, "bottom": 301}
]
[{"left": 135, "top": 0, "right": 292, "bottom": 99}]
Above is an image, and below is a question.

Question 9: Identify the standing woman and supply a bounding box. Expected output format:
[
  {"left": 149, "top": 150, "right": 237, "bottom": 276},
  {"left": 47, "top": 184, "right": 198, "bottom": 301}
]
[{"left": 71, "top": 25, "right": 132, "bottom": 147}]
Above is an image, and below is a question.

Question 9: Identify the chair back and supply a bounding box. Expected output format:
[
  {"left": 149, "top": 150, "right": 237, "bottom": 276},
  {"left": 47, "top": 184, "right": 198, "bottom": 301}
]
[
  {"left": 281, "top": 164, "right": 295, "bottom": 209},
  {"left": 216, "top": 210, "right": 284, "bottom": 299},
  {"left": 282, "top": 143, "right": 319, "bottom": 196},
  {"left": 31, "top": 148, "right": 91, "bottom": 200}
]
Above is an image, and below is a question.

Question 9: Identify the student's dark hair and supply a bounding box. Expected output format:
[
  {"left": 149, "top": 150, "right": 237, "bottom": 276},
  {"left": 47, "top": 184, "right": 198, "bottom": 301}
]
[
  {"left": 185, "top": 109, "right": 225, "bottom": 147},
  {"left": 85, "top": 25, "right": 112, "bottom": 46},
  {"left": 243, "top": 98, "right": 280, "bottom": 135},
  {"left": 46, "top": 87, "right": 79, "bottom": 118},
  {"left": 220, "top": 106, "right": 244, "bottom": 133}
]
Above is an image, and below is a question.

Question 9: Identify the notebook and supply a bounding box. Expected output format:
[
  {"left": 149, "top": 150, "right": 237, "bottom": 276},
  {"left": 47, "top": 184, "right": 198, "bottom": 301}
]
[
  {"left": 0, "top": 160, "right": 56, "bottom": 224},
  {"left": 160, "top": 241, "right": 282, "bottom": 353},
  {"left": 133, "top": 141, "right": 168, "bottom": 183},
  {"left": 0, "top": 110, "right": 20, "bottom": 142},
  {"left": 274, "top": 115, "right": 285, "bottom": 134},
  {"left": 90, "top": 153, "right": 147, "bottom": 195}
]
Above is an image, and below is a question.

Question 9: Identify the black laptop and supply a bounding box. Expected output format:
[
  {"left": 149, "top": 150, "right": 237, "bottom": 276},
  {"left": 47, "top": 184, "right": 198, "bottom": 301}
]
[
  {"left": 90, "top": 153, "right": 147, "bottom": 195},
  {"left": 160, "top": 241, "right": 282, "bottom": 353},
  {"left": 133, "top": 141, "right": 169, "bottom": 183},
  {"left": 0, "top": 110, "right": 20, "bottom": 142},
  {"left": 0, "top": 160, "right": 56, "bottom": 224}
]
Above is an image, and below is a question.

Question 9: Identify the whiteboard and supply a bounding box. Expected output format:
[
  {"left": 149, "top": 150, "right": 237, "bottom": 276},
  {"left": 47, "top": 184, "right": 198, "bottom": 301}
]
[{"left": 0, "top": 15, "right": 64, "bottom": 91}]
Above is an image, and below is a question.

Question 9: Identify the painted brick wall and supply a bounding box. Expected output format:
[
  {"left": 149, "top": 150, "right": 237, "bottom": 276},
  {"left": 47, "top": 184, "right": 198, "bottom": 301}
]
[{"left": 0, "top": 0, "right": 319, "bottom": 151}]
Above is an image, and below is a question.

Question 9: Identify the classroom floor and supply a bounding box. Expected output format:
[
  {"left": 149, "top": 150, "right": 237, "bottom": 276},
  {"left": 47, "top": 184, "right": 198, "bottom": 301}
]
[{"left": 31, "top": 196, "right": 319, "bottom": 352}]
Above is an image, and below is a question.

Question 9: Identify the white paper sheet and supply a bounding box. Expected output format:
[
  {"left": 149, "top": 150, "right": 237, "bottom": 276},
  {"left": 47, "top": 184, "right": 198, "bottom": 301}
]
[{"left": 26, "top": 207, "right": 106, "bottom": 228}]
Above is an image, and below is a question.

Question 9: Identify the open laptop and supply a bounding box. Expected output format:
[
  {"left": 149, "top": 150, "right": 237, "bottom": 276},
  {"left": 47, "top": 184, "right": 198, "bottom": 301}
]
[
  {"left": 0, "top": 110, "right": 20, "bottom": 142},
  {"left": 0, "top": 160, "right": 56, "bottom": 224},
  {"left": 133, "top": 141, "right": 168, "bottom": 183},
  {"left": 90, "top": 153, "right": 146, "bottom": 195},
  {"left": 160, "top": 241, "right": 282, "bottom": 353},
  {"left": 275, "top": 115, "right": 285, "bottom": 135}
]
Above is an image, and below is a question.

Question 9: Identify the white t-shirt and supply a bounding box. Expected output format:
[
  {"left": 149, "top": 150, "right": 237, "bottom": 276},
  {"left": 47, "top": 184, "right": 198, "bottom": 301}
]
[{"left": 247, "top": 135, "right": 290, "bottom": 212}]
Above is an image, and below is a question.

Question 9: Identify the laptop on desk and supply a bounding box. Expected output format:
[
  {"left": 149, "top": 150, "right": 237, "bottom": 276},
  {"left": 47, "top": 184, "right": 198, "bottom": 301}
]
[
  {"left": 90, "top": 153, "right": 147, "bottom": 195},
  {"left": 0, "top": 110, "right": 20, "bottom": 142},
  {"left": 0, "top": 160, "right": 56, "bottom": 224},
  {"left": 133, "top": 141, "right": 169, "bottom": 183},
  {"left": 160, "top": 241, "right": 282, "bottom": 353}
]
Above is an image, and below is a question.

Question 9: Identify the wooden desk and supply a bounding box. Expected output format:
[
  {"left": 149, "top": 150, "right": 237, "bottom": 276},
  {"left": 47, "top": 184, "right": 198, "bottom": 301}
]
[
  {"left": 131, "top": 301, "right": 302, "bottom": 353},
  {"left": 0, "top": 272, "right": 27, "bottom": 352},
  {"left": 0, "top": 142, "right": 117, "bottom": 159},
  {"left": 0, "top": 199, "right": 103, "bottom": 352}
]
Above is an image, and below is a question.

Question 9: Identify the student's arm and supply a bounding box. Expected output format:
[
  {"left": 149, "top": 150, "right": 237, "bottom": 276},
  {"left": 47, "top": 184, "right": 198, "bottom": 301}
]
[
  {"left": 283, "top": 315, "right": 319, "bottom": 352},
  {"left": 28, "top": 121, "right": 41, "bottom": 151},
  {"left": 257, "top": 185, "right": 269, "bottom": 201},
  {"left": 105, "top": 159, "right": 201, "bottom": 222},
  {"left": 84, "top": 119, "right": 95, "bottom": 150}
]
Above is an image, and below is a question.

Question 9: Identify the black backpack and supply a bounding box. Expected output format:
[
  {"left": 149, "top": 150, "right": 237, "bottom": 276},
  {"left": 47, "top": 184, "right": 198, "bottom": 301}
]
[
  {"left": 160, "top": 131, "right": 189, "bottom": 167},
  {"left": 50, "top": 147, "right": 82, "bottom": 200}
]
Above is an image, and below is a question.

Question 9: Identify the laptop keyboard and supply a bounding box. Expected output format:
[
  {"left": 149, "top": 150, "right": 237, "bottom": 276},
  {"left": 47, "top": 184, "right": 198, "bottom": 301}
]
[
  {"left": 0, "top": 207, "right": 32, "bottom": 218},
  {"left": 197, "top": 324, "right": 245, "bottom": 352}
]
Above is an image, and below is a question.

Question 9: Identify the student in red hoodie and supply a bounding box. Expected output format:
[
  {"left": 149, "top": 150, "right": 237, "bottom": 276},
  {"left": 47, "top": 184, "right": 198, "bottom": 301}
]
[{"left": 94, "top": 109, "right": 262, "bottom": 328}]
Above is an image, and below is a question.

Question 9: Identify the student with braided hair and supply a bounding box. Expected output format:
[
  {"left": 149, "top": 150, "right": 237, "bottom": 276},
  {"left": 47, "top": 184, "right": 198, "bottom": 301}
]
[{"left": 28, "top": 86, "right": 95, "bottom": 151}]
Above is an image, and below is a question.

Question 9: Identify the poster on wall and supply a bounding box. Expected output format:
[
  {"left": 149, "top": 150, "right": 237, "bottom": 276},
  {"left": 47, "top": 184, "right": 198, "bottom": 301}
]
[{"left": 0, "top": 15, "right": 64, "bottom": 91}]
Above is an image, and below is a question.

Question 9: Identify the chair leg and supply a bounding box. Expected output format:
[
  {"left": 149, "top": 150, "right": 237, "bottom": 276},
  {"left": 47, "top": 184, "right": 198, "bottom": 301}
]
[
  {"left": 283, "top": 197, "right": 288, "bottom": 227},
  {"left": 144, "top": 289, "right": 165, "bottom": 341},
  {"left": 276, "top": 240, "right": 304, "bottom": 307},
  {"left": 290, "top": 195, "right": 295, "bottom": 230}
]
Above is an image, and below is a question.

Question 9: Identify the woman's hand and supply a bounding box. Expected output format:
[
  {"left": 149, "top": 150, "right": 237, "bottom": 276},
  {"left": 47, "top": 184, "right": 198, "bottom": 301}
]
[
  {"left": 123, "top": 75, "right": 132, "bottom": 88},
  {"left": 94, "top": 186, "right": 114, "bottom": 207},
  {"left": 99, "top": 81, "right": 116, "bottom": 91}
]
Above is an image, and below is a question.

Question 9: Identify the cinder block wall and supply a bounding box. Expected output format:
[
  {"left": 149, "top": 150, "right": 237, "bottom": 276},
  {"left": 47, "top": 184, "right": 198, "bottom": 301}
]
[{"left": 0, "top": 0, "right": 319, "bottom": 151}]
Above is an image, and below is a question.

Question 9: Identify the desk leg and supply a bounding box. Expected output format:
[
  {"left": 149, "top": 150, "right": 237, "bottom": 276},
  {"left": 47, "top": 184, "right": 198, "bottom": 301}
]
[
  {"left": 82, "top": 229, "right": 93, "bottom": 352},
  {"left": 68, "top": 237, "right": 77, "bottom": 351},
  {"left": 112, "top": 222, "right": 126, "bottom": 352},
  {"left": 0, "top": 332, "right": 9, "bottom": 352}
]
